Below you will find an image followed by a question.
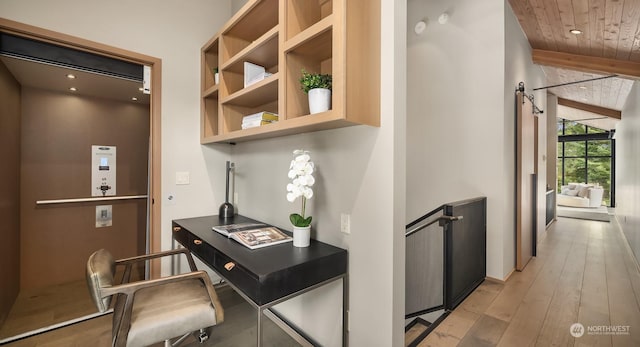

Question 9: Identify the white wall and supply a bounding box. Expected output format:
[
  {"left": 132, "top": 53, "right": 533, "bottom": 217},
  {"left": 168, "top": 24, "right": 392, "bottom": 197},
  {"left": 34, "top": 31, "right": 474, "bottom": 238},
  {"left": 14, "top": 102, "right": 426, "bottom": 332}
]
[
  {"left": 226, "top": 1, "right": 407, "bottom": 345},
  {"left": 406, "top": 0, "right": 545, "bottom": 280},
  {"left": 503, "top": 0, "right": 547, "bottom": 276},
  {"left": 616, "top": 81, "right": 640, "bottom": 262}
]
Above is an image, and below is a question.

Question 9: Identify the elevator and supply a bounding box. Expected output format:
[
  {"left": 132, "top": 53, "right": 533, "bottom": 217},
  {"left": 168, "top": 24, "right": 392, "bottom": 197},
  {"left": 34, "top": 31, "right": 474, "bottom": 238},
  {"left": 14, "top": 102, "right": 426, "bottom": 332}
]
[{"left": 0, "top": 29, "right": 154, "bottom": 341}]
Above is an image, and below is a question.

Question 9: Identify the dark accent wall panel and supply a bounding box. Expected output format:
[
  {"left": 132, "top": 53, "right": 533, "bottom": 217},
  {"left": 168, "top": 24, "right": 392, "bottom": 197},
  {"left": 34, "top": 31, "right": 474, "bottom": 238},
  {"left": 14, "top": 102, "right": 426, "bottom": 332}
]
[
  {"left": 0, "top": 60, "right": 21, "bottom": 325},
  {"left": 20, "top": 87, "right": 149, "bottom": 289}
]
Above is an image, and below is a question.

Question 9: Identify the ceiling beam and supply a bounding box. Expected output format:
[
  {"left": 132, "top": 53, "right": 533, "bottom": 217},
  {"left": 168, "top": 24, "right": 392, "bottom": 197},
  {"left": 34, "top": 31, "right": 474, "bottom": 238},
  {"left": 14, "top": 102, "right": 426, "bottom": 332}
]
[
  {"left": 532, "top": 49, "right": 640, "bottom": 79},
  {"left": 557, "top": 97, "right": 621, "bottom": 119}
]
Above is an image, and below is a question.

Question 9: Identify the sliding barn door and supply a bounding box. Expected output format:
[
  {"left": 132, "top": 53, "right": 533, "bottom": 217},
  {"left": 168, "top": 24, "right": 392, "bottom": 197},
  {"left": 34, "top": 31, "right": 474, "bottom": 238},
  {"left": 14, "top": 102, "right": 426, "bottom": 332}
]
[{"left": 516, "top": 92, "right": 536, "bottom": 271}]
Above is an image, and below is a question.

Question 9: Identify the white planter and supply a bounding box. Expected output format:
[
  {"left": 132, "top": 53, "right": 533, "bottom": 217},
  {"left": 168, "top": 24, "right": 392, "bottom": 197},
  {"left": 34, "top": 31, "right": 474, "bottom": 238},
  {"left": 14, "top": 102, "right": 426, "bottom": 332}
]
[
  {"left": 308, "top": 88, "right": 331, "bottom": 114},
  {"left": 214, "top": 72, "right": 219, "bottom": 85},
  {"left": 292, "top": 225, "right": 311, "bottom": 247}
]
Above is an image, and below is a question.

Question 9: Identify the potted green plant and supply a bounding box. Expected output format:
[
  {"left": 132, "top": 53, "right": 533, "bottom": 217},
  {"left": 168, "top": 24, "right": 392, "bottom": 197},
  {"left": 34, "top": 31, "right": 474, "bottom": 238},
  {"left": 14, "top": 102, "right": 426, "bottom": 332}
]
[
  {"left": 300, "top": 69, "right": 332, "bottom": 114},
  {"left": 213, "top": 67, "right": 219, "bottom": 85}
]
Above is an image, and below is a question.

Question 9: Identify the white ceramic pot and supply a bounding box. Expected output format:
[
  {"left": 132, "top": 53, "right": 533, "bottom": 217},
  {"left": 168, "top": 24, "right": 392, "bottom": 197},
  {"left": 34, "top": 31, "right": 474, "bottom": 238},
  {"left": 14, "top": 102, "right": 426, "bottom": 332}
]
[
  {"left": 308, "top": 88, "right": 331, "bottom": 114},
  {"left": 292, "top": 225, "right": 311, "bottom": 247},
  {"left": 214, "top": 72, "right": 219, "bottom": 85}
]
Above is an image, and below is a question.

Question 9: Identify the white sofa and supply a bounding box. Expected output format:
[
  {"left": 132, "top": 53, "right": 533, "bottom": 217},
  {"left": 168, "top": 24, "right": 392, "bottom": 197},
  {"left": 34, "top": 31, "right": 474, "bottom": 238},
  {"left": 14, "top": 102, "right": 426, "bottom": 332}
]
[{"left": 557, "top": 183, "right": 604, "bottom": 208}]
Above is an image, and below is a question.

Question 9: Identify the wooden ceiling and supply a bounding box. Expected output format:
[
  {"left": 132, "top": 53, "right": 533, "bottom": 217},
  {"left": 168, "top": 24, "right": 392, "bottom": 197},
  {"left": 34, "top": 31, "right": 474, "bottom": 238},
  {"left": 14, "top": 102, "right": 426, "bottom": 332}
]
[{"left": 508, "top": 0, "right": 640, "bottom": 129}]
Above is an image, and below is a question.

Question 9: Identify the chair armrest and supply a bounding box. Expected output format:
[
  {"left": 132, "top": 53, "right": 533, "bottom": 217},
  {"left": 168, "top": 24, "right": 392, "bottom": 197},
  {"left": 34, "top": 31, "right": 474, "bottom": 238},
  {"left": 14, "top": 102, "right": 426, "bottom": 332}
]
[
  {"left": 115, "top": 248, "right": 197, "bottom": 271},
  {"left": 101, "top": 270, "right": 224, "bottom": 324}
]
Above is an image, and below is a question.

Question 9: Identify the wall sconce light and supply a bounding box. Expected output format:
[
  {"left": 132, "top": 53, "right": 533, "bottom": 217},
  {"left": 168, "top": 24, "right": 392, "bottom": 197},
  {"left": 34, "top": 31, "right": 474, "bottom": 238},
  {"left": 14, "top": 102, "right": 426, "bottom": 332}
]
[
  {"left": 438, "top": 12, "right": 449, "bottom": 24},
  {"left": 414, "top": 20, "right": 427, "bottom": 35}
]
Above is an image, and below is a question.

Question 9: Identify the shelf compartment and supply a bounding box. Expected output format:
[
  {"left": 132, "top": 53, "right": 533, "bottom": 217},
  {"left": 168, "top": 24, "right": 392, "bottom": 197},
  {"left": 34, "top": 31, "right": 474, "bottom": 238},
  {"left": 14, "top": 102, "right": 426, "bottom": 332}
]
[
  {"left": 203, "top": 84, "right": 219, "bottom": 98},
  {"left": 220, "top": 27, "right": 279, "bottom": 98},
  {"left": 221, "top": 73, "right": 279, "bottom": 108},
  {"left": 202, "top": 111, "right": 360, "bottom": 144},
  {"left": 285, "top": 0, "right": 333, "bottom": 40},
  {"left": 221, "top": 27, "right": 279, "bottom": 74},
  {"left": 285, "top": 28, "right": 333, "bottom": 119},
  {"left": 221, "top": 99, "right": 279, "bottom": 134},
  {"left": 202, "top": 36, "right": 219, "bottom": 91},
  {"left": 221, "top": 0, "right": 279, "bottom": 63},
  {"left": 201, "top": 91, "right": 219, "bottom": 140}
]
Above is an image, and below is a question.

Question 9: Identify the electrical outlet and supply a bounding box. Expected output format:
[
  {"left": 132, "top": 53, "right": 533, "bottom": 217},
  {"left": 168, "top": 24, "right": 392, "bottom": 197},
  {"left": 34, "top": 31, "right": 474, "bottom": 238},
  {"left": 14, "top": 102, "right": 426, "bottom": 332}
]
[{"left": 341, "top": 213, "right": 351, "bottom": 234}]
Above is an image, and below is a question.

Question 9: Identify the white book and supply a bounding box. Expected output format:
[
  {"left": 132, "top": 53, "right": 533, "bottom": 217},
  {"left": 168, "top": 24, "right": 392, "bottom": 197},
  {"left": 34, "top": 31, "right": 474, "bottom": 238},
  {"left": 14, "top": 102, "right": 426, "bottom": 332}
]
[
  {"left": 212, "top": 222, "right": 267, "bottom": 237},
  {"left": 242, "top": 111, "right": 278, "bottom": 122},
  {"left": 244, "top": 62, "right": 265, "bottom": 88},
  {"left": 212, "top": 222, "right": 292, "bottom": 249}
]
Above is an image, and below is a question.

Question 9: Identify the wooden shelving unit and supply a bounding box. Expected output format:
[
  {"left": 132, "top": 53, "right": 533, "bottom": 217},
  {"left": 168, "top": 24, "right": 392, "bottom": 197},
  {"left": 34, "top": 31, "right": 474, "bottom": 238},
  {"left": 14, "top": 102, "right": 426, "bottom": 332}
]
[{"left": 200, "top": 0, "right": 380, "bottom": 144}]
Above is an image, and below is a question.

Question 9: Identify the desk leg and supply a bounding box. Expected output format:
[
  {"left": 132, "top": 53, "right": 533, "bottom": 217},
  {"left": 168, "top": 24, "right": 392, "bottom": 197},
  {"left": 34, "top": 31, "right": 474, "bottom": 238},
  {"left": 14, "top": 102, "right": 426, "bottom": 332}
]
[
  {"left": 343, "top": 275, "right": 348, "bottom": 347},
  {"left": 257, "top": 307, "right": 263, "bottom": 347}
]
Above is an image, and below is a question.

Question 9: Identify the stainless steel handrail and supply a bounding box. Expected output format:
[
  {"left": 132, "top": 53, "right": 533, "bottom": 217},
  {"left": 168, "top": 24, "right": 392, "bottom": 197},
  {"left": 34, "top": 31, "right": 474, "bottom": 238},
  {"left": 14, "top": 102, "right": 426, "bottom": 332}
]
[{"left": 36, "top": 195, "right": 147, "bottom": 205}]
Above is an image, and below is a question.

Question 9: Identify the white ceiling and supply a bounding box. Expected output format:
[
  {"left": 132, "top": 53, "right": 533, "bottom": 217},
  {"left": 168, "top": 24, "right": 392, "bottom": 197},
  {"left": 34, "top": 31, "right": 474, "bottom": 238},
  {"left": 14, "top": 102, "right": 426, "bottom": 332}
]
[
  {"left": 0, "top": 55, "right": 149, "bottom": 105},
  {"left": 557, "top": 104, "right": 619, "bottom": 131}
]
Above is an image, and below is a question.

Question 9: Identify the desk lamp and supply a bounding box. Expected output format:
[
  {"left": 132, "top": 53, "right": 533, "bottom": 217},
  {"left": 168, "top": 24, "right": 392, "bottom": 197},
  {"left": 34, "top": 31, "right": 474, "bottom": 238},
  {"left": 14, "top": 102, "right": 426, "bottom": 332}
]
[{"left": 219, "top": 161, "right": 235, "bottom": 218}]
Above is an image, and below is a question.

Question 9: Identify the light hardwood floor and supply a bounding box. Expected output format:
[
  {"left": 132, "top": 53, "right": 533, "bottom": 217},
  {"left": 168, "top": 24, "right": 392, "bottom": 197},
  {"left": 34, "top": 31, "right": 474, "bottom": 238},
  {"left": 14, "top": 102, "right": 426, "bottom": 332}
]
[
  {"left": 5, "top": 217, "right": 640, "bottom": 346},
  {"left": 2, "top": 285, "right": 299, "bottom": 347},
  {"left": 0, "top": 280, "right": 97, "bottom": 339},
  {"left": 420, "top": 216, "right": 640, "bottom": 347}
]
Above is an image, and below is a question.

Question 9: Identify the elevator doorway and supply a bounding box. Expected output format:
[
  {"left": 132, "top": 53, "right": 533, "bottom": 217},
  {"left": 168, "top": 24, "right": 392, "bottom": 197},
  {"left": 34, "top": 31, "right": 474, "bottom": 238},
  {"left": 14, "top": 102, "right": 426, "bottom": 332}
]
[{"left": 0, "top": 19, "right": 161, "bottom": 342}]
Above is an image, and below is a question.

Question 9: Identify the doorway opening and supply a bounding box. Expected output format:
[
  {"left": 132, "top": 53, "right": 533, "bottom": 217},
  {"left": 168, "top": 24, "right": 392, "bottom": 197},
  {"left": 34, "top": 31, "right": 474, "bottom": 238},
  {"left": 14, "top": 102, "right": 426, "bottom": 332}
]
[{"left": 0, "top": 19, "right": 161, "bottom": 342}]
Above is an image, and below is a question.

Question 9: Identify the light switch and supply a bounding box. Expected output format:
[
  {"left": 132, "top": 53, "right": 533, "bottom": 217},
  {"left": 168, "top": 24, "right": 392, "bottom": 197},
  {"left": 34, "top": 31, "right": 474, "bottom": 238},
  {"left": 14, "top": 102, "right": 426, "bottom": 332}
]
[{"left": 176, "top": 171, "right": 190, "bottom": 185}]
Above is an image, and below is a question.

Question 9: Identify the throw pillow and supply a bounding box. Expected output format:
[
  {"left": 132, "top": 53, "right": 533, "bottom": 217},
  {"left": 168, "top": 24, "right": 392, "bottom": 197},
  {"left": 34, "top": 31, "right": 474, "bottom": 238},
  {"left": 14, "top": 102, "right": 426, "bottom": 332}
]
[
  {"left": 578, "top": 186, "right": 590, "bottom": 198},
  {"left": 566, "top": 189, "right": 579, "bottom": 197}
]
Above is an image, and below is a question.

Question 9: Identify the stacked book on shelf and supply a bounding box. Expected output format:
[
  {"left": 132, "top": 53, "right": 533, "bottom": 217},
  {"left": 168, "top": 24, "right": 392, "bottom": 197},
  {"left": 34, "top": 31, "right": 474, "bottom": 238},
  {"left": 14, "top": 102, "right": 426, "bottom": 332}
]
[
  {"left": 212, "top": 222, "right": 292, "bottom": 249},
  {"left": 241, "top": 111, "right": 279, "bottom": 129}
]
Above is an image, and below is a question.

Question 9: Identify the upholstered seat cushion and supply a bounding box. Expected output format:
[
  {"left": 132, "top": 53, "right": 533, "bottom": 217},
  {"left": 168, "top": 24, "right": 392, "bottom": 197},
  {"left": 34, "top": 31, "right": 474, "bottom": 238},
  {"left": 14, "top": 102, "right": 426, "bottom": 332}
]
[
  {"left": 557, "top": 194, "right": 590, "bottom": 208},
  {"left": 127, "top": 279, "right": 218, "bottom": 347}
]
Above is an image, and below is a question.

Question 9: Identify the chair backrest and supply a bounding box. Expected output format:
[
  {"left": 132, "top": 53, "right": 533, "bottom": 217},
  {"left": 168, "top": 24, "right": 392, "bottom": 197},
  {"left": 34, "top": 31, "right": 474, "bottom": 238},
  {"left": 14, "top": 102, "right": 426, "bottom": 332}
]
[{"left": 86, "top": 249, "right": 116, "bottom": 312}]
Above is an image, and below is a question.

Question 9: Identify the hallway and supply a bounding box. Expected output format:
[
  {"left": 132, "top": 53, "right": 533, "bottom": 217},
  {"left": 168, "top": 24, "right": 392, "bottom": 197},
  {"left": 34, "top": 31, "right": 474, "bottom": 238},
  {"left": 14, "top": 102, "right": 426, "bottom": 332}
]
[{"left": 421, "top": 216, "right": 640, "bottom": 346}]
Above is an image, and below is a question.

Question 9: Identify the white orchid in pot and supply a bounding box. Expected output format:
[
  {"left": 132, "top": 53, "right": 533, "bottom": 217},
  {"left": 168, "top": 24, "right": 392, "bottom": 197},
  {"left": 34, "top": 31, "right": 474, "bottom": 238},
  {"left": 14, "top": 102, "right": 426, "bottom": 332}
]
[{"left": 286, "top": 149, "right": 315, "bottom": 247}]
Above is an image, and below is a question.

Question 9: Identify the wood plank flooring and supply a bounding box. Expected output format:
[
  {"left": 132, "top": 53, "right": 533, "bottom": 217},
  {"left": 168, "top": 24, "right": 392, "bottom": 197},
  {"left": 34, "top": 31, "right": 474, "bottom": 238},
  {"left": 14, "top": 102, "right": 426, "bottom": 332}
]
[
  {"left": 2, "top": 285, "right": 300, "bottom": 347},
  {"left": 5, "top": 216, "right": 640, "bottom": 346},
  {"left": 419, "top": 217, "right": 640, "bottom": 347},
  {"left": 0, "top": 280, "right": 97, "bottom": 339}
]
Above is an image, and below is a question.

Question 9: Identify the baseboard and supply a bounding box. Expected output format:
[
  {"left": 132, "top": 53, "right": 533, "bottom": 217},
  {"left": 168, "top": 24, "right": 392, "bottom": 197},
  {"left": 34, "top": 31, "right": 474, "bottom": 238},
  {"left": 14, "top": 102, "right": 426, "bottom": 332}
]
[
  {"left": 613, "top": 215, "right": 640, "bottom": 274},
  {"left": 485, "top": 268, "right": 515, "bottom": 284}
]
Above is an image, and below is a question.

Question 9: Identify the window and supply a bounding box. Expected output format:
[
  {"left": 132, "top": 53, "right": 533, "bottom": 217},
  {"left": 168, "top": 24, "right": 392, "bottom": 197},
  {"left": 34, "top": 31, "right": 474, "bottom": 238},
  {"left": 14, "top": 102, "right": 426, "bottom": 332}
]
[{"left": 557, "top": 118, "right": 614, "bottom": 206}]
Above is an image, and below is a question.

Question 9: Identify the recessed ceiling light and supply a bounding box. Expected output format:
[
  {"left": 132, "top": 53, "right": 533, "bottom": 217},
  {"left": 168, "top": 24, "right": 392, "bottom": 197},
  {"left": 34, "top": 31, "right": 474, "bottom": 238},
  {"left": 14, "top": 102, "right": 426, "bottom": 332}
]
[
  {"left": 569, "top": 29, "right": 582, "bottom": 35},
  {"left": 69, "top": 87, "right": 77, "bottom": 91},
  {"left": 131, "top": 97, "right": 138, "bottom": 101},
  {"left": 138, "top": 87, "right": 144, "bottom": 92},
  {"left": 579, "top": 86, "right": 587, "bottom": 90},
  {"left": 66, "top": 73, "right": 76, "bottom": 79}
]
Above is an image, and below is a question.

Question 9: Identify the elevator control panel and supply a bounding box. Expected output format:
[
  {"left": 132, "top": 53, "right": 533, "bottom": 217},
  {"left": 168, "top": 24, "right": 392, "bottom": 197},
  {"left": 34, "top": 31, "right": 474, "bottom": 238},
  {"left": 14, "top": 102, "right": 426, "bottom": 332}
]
[{"left": 92, "top": 145, "right": 116, "bottom": 197}]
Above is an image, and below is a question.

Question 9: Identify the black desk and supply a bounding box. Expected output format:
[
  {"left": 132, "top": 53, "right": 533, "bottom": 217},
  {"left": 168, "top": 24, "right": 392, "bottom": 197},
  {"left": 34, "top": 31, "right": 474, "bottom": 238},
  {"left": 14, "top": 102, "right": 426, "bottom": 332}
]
[{"left": 172, "top": 215, "right": 348, "bottom": 346}]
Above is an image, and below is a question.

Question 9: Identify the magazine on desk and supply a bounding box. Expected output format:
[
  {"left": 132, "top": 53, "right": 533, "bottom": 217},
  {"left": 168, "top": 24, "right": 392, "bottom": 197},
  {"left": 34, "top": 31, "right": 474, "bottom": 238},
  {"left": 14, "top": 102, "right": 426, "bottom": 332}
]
[{"left": 212, "top": 222, "right": 292, "bottom": 249}]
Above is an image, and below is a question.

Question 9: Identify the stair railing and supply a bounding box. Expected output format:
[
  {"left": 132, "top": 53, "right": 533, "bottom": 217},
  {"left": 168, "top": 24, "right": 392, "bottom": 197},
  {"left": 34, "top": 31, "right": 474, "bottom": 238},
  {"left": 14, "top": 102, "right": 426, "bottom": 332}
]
[{"left": 405, "top": 197, "right": 486, "bottom": 319}]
